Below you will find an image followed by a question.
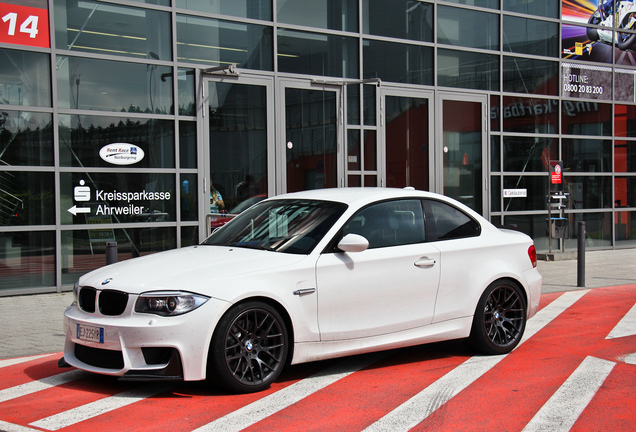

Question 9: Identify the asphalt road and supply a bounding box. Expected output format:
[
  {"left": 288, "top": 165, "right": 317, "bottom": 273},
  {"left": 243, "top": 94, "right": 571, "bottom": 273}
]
[{"left": 0, "top": 283, "right": 634, "bottom": 431}]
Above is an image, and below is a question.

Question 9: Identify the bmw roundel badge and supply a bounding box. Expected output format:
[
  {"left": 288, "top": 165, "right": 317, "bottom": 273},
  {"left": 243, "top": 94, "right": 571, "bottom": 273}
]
[{"left": 101, "top": 278, "right": 112, "bottom": 285}]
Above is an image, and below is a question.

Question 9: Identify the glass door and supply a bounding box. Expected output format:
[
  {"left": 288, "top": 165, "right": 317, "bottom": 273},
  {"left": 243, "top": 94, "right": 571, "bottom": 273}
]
[
  {"left": 278, "top": 79, "right": 343, "bottom": 193},
  {"left": 202, "top": 75, "right": 274, "bottom": 225},
  {"left": 380, "top": 87, "right": 434, "bottom": 191},
  {"left": 436, "top": 92, "right": 488, "bottom": 215}
]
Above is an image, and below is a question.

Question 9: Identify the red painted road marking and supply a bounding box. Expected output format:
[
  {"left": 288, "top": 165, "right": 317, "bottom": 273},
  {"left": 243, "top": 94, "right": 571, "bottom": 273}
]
[
  {"left": 0, "top": 285, "right": 633, "bottom": 432},
  {"left": 0, "top": 355, "right": 67, "bottom": 390},
  {"left": 408, "top": 286, "right": 636, "bottom": 432},
  {"left": 363, "top": 290, "right": 589, "bottom": 432},
  {"left": 523, "top": 356, "right": 616, "bottom": 431}
]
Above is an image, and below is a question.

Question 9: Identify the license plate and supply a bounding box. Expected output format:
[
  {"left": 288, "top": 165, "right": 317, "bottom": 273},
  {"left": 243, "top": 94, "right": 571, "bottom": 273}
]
[{"left": 76, "top": 323, "right": 104, "bottom": 343}]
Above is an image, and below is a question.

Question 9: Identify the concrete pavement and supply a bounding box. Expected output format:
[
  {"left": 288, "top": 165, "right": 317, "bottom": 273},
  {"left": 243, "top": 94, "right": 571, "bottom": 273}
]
[{"left": 1, "top": 248, "right": 634, "bottom": 361}]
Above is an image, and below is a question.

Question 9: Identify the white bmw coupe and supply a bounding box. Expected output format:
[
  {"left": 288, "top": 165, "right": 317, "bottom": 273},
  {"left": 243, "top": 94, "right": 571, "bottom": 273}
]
[{"left": 62, "top": 188, "right": 542, "bottom": 393}]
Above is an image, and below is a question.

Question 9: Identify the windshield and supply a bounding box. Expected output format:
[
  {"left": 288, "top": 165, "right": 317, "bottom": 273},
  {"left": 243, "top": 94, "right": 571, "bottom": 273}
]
[{"left": 202, "top": 199, "right": 347, "bottom": 254}]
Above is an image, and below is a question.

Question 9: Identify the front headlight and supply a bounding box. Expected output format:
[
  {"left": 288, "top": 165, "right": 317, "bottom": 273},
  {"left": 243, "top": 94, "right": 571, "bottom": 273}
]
[{"left": 135, "top": 292, "right": 209, "bottom": 316}]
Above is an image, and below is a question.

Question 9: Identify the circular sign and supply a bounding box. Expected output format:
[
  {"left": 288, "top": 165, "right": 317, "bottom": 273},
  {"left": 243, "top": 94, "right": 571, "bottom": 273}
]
[{"left": 99, "top": 143, "right": 145, "bottom": 165}]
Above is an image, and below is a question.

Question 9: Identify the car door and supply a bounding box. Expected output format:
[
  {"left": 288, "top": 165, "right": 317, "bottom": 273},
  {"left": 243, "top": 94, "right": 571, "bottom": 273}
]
[
  {"left": 421, "top": 198, "right": 483, "bottom": 324},
  {"left": 315, "top": 199, "right": 441, "bottom": 341}
]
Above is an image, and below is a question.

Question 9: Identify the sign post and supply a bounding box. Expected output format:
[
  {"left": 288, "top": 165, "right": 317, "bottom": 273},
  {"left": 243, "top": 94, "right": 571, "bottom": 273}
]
[{"left": 547, "top": 160, "right": 568, "bottom": 254}]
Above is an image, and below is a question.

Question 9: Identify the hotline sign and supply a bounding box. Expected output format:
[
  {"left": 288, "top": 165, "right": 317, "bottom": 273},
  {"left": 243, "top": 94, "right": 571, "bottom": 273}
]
[{"left": 0, "top": 2, "right": 50, "bottom": 48}]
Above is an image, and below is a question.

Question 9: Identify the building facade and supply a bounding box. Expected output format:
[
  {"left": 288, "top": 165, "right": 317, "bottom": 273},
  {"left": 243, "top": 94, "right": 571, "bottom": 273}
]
[{"left": 1, "top": 0, "right": 634, "bottom": 295}]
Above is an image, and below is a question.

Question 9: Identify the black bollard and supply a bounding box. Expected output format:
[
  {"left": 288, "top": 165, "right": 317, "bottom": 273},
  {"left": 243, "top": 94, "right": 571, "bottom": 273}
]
[
  {"left": 577, "top": 221, "right": 586, "bottom": 287},
  {"left": 106, "top": 241, "right": 118, "bottom": 265}
]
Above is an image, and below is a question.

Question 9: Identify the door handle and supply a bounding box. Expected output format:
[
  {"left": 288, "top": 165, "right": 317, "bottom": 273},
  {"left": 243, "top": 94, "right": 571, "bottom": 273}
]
[
  {"left": 293, "top": 288, "right": 316, "bottom": 296},
  {"left": 414, "top": 258, "right": 436, "bottom": 268}
]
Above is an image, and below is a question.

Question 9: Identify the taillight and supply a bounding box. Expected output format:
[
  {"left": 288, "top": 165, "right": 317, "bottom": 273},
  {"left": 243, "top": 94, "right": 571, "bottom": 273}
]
[{"left": 528, "top": 245, "right": 537, "bottom": 268}]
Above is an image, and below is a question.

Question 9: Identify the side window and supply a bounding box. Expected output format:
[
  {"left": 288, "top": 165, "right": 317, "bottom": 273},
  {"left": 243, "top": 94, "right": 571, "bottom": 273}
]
[
  {"left": 342, "top": 200, "right": 425, "bottom": 248},
  {"left": 423, "top": 200, "right": 481, "bottom": 241}
]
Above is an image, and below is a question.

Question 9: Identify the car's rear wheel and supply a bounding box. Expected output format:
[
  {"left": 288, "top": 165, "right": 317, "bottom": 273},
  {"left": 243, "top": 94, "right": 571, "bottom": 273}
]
[
  {"left": 208, "top": 301, "right": 288, "bottom": 393},
  {"left": 469, "top": 281, "right": 526, "bottom": 355}
]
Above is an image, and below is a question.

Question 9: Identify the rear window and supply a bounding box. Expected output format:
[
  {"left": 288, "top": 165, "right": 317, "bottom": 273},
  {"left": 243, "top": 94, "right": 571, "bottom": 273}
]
[{"left": 423, "top": 200, "right": 481, "bottom": 241}]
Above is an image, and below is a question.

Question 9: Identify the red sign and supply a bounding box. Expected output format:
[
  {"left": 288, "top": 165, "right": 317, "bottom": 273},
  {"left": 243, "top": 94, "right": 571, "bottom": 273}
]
[
  {"left": 0, "top": 2, "right": 49, "bottom": 48},
  {"left": 551, "top": 163, "right": 562, "bottom": 184}
]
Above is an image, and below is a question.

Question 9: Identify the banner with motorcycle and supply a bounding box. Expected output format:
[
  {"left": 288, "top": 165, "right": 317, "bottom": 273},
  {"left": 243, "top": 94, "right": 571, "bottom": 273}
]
[{"left": 562, "top": 0, "right": 636, "bottom": 103}]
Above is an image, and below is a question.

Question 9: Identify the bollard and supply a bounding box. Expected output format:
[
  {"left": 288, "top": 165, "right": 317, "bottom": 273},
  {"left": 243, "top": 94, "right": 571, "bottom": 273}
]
[
  {"left": 106, "top": 241, "right": 118, "bottom": 265},
  {"left": 577, "top": 221, "right": 585, "bottom": 287}
]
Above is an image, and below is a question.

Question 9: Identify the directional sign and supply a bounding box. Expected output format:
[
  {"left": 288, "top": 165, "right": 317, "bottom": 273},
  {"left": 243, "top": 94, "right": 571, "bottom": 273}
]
[{"left": 67, "top": 205, "right": 91, "bottom": 216}]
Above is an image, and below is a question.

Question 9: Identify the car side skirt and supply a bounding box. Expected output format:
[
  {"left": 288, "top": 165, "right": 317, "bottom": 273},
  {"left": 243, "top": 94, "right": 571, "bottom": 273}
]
[{"left": 290, "top": 316, "right": 472, "bottom": 365}]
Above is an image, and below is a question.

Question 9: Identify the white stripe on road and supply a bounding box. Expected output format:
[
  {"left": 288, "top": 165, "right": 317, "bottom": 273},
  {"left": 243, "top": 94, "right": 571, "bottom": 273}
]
[
  {"left": 0, "top": 420, "right": 41, "bottom": 432},
  {"left": 363, "top": 289, "right": 590, "bottom": 432},
  {"left": 607, "top": 301, "right": 636, "bottom": 339},
  {"left": 0, "top": 370, "right": 87, "bottom": 403},
  {"left": 522, "top": 356, "right": 616, "bottom": 432},
  {"left": 0, "top": 354, "right": 56, "bottom": 369},
  {"left": 30, "top": 383, "right": 174, "bottom": 431},
  {"left": 194, "top": 353, "right": 386, "bottom": 432}
]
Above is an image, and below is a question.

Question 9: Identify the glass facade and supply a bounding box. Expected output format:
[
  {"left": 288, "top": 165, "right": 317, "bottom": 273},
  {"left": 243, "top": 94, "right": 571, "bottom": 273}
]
[{"left": 1, "top": 0, "right": 634, "bottom": 295}]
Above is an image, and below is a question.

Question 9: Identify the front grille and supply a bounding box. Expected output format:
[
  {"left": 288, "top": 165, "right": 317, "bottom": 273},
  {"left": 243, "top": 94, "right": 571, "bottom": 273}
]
[
  {"left": 78, "top": 287, "right": 96, "bottom": 313},
  {"left": 75, "top": 343, "right": 124, "bottom": 370},
  {"left": 78, "top": 287, "right": 128, "bottom": 316},
  {"left": 99, "top": 290, "right": 129, "bottom": 316}
]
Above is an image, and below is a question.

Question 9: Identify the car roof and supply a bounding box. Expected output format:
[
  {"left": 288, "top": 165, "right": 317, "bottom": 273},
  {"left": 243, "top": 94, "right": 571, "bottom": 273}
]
[{"left": 271, "top": 187, "right": 449, "bottom": 206}]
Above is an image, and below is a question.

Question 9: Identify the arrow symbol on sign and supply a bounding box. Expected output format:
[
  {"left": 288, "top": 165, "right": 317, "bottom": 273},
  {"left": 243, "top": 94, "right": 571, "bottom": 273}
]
[{"left": 68, "top": 205, "right": 91, "bottom": 216}]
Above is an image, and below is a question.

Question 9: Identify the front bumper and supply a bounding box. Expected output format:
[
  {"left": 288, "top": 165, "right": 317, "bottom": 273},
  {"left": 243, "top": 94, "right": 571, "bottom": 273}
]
[{"left": 62, "top": 296, "right": 230, "bottom": 381}]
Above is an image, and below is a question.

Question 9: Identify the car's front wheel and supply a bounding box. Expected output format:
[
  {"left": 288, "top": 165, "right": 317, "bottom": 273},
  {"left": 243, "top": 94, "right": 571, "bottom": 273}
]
[
  {"left": 469, "top": 281, "right": 526, "bottom": 355},
  {"left": 208, "top": 301, "right": 288, "bottom": 393}
]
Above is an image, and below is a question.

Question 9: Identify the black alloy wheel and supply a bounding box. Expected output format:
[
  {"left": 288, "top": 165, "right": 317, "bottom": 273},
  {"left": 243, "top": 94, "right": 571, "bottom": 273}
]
[
  {"left": 469, "top": 281, "right": 527, "bottom": 355},
  {"left": 208, "top": 301, "right": 288, "bottom": 393}
]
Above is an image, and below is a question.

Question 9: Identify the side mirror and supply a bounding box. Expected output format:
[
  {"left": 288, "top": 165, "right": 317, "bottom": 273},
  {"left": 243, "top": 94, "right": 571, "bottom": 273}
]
[{"left": 337, "top": 233, "right": 369, "bottom": 253}]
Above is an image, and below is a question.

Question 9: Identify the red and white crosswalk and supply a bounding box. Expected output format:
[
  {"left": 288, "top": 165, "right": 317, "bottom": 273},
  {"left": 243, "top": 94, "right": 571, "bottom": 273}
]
[{"left": 1, "top": 285, "right": 635, "bottom": 432}]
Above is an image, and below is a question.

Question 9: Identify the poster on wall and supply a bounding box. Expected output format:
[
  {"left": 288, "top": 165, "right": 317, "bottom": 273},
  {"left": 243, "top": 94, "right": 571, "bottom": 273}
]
[
  {"left": 562, "top": 1, "right": 636, "bottom": 65},
  {"left": 615, "top": 68, "right": 636, "bottom": 102},
  {"left": 562, "top": 1, "right": 636, "bottom": 102},
  {"left": 0, "top": 1, "right": 49, "bottom": 48},
  {"left": 562, "top": 62, "right": 613, "bottom": 100}
]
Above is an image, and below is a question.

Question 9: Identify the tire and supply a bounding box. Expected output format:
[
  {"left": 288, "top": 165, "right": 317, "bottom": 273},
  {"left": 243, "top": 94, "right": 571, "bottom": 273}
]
[
  {"left": 617, "top": 13, "right": 636, "bottom": 51},
  {"left": 469, "top": 281, "right": 526, "bottom": 355},
  {"left": 208, "top": 301, "right": 288, "bottom": 393},
  {"left": 586, "top": 10, "right": 601, "bottom": 42}
]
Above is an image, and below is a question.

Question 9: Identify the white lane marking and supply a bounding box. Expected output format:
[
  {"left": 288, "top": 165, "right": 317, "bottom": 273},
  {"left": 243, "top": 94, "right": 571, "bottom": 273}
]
[
  {"left": 522, "top": 356, "right": 616, "bottom": 432},
  {"left": 607, "top": 301, "right": 636, "bottom": 339},
  {"left": 0, "top": 420, "right": 41, "bottom": 432},
  {"left": 363, "top": 290, "right": 590, "bottom": 432},
  {"left": 618, "top": 353, "right": 636, "bottom": 365},
  {"left": 0, "top": 370, "right": 87, "bottom": 403},
  {"left": 30, "top": 383, "right": 174, "bottom": 431},
  {"left": 193, "top": 352, "right": 386, "bottom": 432},
  {"left": 0, "top": 354, "right": 55, "bottom": 369}
]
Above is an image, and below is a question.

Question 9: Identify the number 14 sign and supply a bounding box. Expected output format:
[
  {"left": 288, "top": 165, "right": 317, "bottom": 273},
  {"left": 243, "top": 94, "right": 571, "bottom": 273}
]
[{"left": 1, "top": 2, "right": 49, "bottom": 48}]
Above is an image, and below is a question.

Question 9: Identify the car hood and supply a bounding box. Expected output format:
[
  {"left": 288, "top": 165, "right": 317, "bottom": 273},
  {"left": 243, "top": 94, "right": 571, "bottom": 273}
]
[{"left": 79, "top": 246, "right": 308, "bottom": 296}]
